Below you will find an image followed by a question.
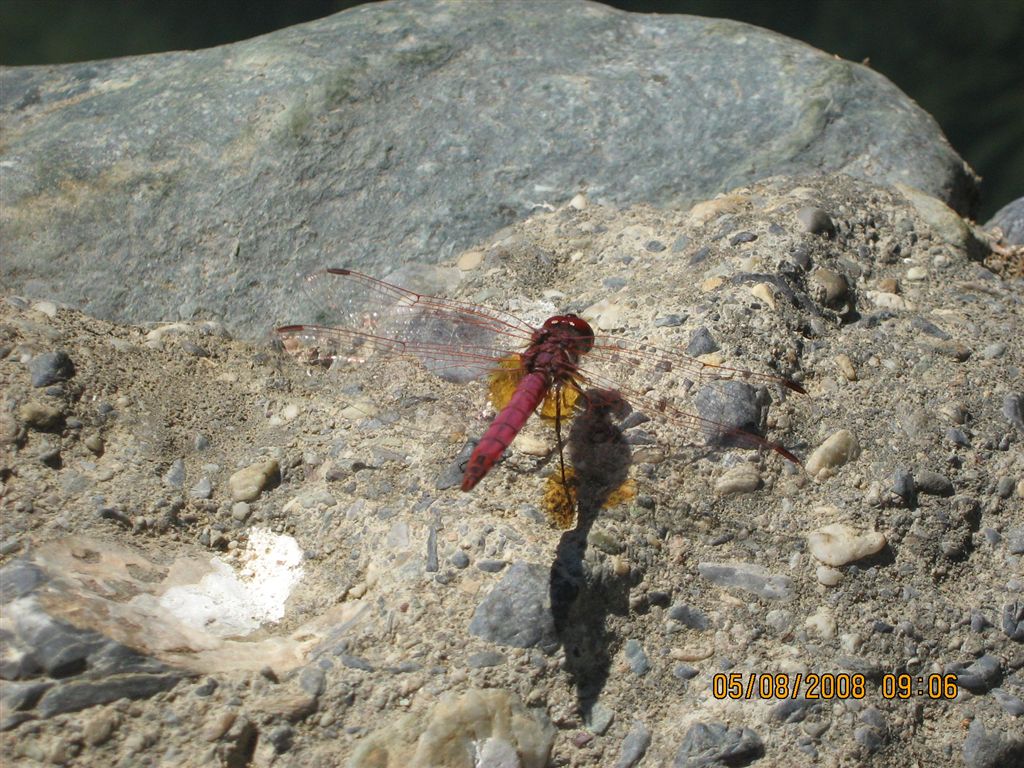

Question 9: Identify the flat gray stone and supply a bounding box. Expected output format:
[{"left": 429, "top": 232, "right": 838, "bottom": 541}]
[
  {"left": 947, "top": 654, "right": 1002, "bottom": 693},
  {"left": 673, "top": 721, "right": 764, "bottom": 767},
  {"left": 693, "top": 381, "right": 766, "bottom": 450},
  {"left": 468, "top": 561, "right": 557, "bottom": 651},
  {"left": 1, "top": 0, "right": 976, "bottom": 337},
  {"left": 963, "top": 719, "right": 1024, "bottom": 768},
  {"left": 27, "top": 351, "right": 76, "bottom": 387},
  {"left": 697, "top": 562, "right": 794, "bottom": 601},
  {"left": 36, "top": 673, "right": 182, "bottom": 718},
  {"left": 615, "top": 720, "right": 652, "bottom": 768}
]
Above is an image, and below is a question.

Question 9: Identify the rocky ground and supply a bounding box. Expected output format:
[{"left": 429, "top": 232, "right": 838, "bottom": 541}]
[{"left": 1, "top": 174, "right": 1022, "bottom": 767}]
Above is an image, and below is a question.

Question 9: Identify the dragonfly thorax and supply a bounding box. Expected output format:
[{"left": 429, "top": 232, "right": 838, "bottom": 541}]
[{"left": 519, "top": 314, "right": 595, "bottom": 383}]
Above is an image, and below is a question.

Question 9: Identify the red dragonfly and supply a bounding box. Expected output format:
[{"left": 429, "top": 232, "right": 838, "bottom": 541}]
[{"left": 276, "top": 268, "right": 804, "bottom": 496}]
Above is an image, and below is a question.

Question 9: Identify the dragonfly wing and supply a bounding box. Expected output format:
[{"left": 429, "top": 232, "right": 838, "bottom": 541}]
[
  {"left": 577, "top": 336, "right": 801, "bottom": 460},
  {"left": 277, "top": 324, "right": 526, "bottom": 383},
  {"left": 585, "top": 334, "right": 805, "bottom": 393},
  {"left": 281, "top": 268, "right": 538, "bottom": 384}
]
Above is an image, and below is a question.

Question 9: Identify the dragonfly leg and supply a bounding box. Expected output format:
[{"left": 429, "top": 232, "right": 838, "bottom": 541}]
[{"left": 553, "top": 384, "right": 577, "bottom": 515}]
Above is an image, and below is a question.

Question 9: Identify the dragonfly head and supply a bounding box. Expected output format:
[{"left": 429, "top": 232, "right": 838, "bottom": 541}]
[{"left": 540, "top": 313, "right": 595, "bottom": 354}]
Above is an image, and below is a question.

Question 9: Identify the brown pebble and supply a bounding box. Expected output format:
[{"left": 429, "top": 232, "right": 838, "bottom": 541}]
[
  {"left": 811, "top": 268, "right": 849, "bottom": 307},
  {"left": 253, "top": 689, "right": 318, "bottom": 722},
  {"left": 83, "top": 709, "right": 121, "bottom": 746},
  {"left": 934, "top": 341, "right": 971, "bottom": 362},
  {"left": 202, "top": 711, "right": 237, "bottom": 742},
  {"left": 229, "top": 459, "right": 280, "bottom": 502},
  {"left": 0, "top": 412, "right": 24, "bottom": 444},
  {"left": 18, "top": 401, "right": 63, "bottom": 430}
]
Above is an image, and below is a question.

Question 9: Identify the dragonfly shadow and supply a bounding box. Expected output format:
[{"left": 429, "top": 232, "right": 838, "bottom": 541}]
[{"left": 549, "top": 389, "right": 636, "bottom": 720}]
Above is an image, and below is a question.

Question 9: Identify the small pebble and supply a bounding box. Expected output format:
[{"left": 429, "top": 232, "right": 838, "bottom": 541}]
[
  {"left": 948, "top": 655, "right": 1001, "bottom": 693},
  {"left": 654, "top": 313, "right": 686, "bottom": 327},
  {"left": 689, "top": 245, "right": 712, "bottom": 264},
  {"left": 765, "top": 609, "right": 792, "bottom": 634},
  {"left": 229, "top": 459, "right": 279, "bottom": 501},
  {"left": 805, "top": 429, "right": 861, "bottom": 478},
  {"left": 981, "top": 342, "right": 1006, "bottom": 359},
  {"left": 466, "top": 651, "right": 505, "bottom": 669},
  {"left": 805, "top": 607, "right": 837, "bottom": 639},
  {"left": 615, "top": 721, "right": 652, "bottom": 768},
  {"left": 84, "top": 434, "right": 104, "bottom": 455},
  {"left": 30, "top": 300, "right": 58, "bottom": 317},
  {"left": 835, "top": 353, "right": 857, "bottom": 381},
  {"left": 1001, "top": 601, "right": 1024, "bottom": 641},
  {"left": 0, "top": 413, "right": 22, "bottom": 444},
  {"left": 190, "top": 477, "right": 213, "bottom": 499},
  {"left": 231, "top": 502, "right": 251, "bottom": 522},
  {"left": 18, "top": 401, "right": 63, "bottom": 431},
  {"left": 623, "top": 639, "right": 649, "bottom": 676},
  {"left": 668, "top": 604, "right": 710, "bottom": 630},
  {"left": 915, "top": 470, "right": 953, "bottom": 497},
  {"left": 163, "top": 458, "right": 186, "bottom": 489},
  {"left": 180, "top": 340, "right": 209, "bottom": 358},
  {"left": 28, "top": 351, "right": 75, "bottom": 387},
  {"left": 934, "top": 340, "right": 971, "bottom": 362},
  {"left": 714, "top": 464, "right": 762, "bottom": 496},
  {"left": 0, "top": 537, "right": 22, "bottom": 556},
  {"left": 816, "top": 566, "right": 844, "bottom": 586},
  {"left": 892, "top": 469, "right": 916, "bottom": 504},
  {"left": 476, "top": 559, "right": 507, "bottom": 573},
  {"left": 991, "top": 689, "right": 1024, "bottom": 716},
  {"left": 811, "top": 268, "right": 849, "bottom": 307},
  {"left": 749, "top": 282, "right": 776, "bottom": 309},
  {"left": 266, "top": 725, "right": 294, "bottom": 753},
  {"left": 697, "top": 562, "right": 794, "bottom": 601},
  {"left": 584, "top": 702, "right": 615, "bottom": 735},
  {"left": 37, "top": 442, "right": 61, "bottom": 467},
  {"left": 1002, "top": 393, "right": 1023, "bottom": 431},
  {"left": 201, "top": 711, "right": 236, "bottom": 742},
  {"left": 573, "top": 732, "right": 594, "bottom": 748},
  {"left": 970, "top": 611, "right": 989, "bottom": 633},
  {"left": 83, "top": 710, "right": 120, "bottom": 746},
  {"left": 456, "top": 249, "right": 484, "bottom": 271},
  {"left": 945, "top": 428, "right": 970, "bottom": 447},
  {"left": 686, "top": 326, "right": 719, "bottom": 356},
  {"left": 807, "top": 523, "right": 886, "bottom": 566},
  {"left": 673, "top": 664, "right": 699, "bottom": 679},
  {"left": 675, "top": 722, "right": 764, "bottom": 767},
  {"left": 585, "top": 298, "right": 623, "bottom": 331},
  {"left": 796, "top": 206, "right": 835, "bottom": 236},
  {"left": 911, "top": 317, "right": 951, "bottom": 340}
]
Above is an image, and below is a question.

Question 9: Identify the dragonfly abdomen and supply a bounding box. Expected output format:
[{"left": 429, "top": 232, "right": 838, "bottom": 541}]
[{"left": 461, "top": 371, "right": 550, "bottom": 492}]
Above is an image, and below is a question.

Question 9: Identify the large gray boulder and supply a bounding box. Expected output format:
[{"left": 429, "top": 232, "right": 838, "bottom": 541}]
[{"left": 0, "top": 0, "right": 977, "bottom": 337}]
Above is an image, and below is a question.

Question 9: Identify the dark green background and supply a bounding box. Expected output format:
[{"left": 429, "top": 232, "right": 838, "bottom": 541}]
[{"left": 3, "top": 0, "right": 1021, "bottom": 220}]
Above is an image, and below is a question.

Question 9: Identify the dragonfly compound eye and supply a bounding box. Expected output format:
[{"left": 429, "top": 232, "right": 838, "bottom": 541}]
[{"left": 542, "top": 314, "right": 595, "bottom": 354}]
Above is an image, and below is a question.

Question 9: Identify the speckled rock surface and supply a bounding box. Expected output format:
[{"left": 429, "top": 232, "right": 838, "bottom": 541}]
[{"left": 1, "top": 174, "right": 1021, "bottom": 766}]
